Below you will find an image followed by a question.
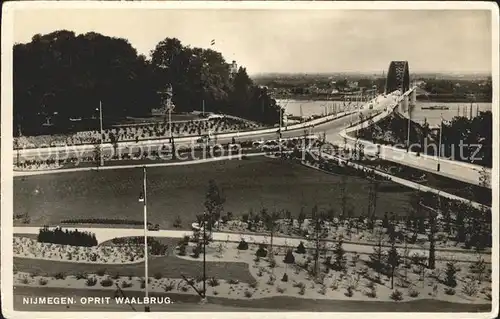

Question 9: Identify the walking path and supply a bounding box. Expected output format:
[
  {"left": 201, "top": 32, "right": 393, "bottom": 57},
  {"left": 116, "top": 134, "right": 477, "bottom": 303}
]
[{"left": 13, "top": 226, "right": 490, "bottom": 263}]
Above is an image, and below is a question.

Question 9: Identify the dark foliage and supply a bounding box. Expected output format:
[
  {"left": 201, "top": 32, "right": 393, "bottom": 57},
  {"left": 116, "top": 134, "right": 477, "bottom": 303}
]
[{"left": 37, "top": 226, "right": 97, "bottom": 247}]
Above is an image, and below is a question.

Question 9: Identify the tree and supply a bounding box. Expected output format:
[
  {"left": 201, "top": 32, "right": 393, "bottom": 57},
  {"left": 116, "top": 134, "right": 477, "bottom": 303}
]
[
  {"left": 332, "top": 238, "right": 347, "bottom": 272},
  {"left": 369, "top": 229, "right": 385, "bottom": 279},
  {"left": 14, "top": 31, "right": 158, "bottom": 136},
  {"left": 283, "top": 250, "right": 295, "bottom": 264},
  {"left": 340, "top": 175, "right": 348, "bottom": 220},
  {"left": 173, "top": 215, "right": 182, "bottom": 228},
  {"left": 427, "top": 209, "right": 437, "bottom": 269},
  {"left": 298, "top": 207, "right": 306, "bottom": 228},
  {"left": 296, "top": 241, "right": 306, "bottom": 254},
  {"left": 93, "top": 143, "right": 102, "bottom": 166},
  {"left": 14, "top": 32, "right": 282, "bottom": 137},
  {"left": 310, "top": 209, "right": 328, "bottom": 277},
  {"left": 386, "top": 241, "right": 401, "bottom": 289},
  {"left": 262, "top": 209, "right": 281, "bottom": 252},
  {"left": 445, "top": 262, "right": 457, "bottom": 288},
  {"left": 204, "top": 180, "right": 225, "bottom": 234}
]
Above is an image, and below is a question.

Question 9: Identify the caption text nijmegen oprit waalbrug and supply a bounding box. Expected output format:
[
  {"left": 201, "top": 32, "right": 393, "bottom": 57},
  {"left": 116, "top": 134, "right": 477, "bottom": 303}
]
[{"left": 22, "top": 296, "right": 173, "bottom": 305}]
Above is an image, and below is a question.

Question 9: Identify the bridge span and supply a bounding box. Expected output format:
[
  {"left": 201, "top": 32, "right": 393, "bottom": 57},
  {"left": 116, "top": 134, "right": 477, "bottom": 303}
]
[{"left": 329, "top": 60, "right": 491, "bottom": 188}]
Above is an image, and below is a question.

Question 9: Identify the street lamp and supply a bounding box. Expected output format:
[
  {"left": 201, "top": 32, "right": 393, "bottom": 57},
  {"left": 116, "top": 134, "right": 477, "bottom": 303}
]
[
  {"left": 437, "top": 114, "right": 443, "bottom": 172},
  {"left": 139, "top": 166, "right": 150, "bottom": 312},
  {"left": 95, "top": 101, "right": 104, "bottom": 167},
  {"left": 202, "top": 210, "right": 207, "bottom": 301}
]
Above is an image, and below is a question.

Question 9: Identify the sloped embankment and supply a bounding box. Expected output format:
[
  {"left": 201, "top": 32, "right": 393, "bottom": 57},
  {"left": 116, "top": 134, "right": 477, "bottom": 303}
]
[{"left": 354, "top": 112, "right": 436, "bottom": 148}]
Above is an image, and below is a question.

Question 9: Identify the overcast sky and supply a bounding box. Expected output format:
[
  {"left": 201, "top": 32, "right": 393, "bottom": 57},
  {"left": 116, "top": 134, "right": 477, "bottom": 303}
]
[{"left": 13, "top": 9, "right": 493, "bottom": 75}]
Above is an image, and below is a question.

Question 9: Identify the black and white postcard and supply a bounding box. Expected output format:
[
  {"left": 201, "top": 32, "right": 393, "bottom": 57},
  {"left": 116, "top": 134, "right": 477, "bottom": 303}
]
[{"left": 1, "top": 1, "right": 498, "bottom": 318}]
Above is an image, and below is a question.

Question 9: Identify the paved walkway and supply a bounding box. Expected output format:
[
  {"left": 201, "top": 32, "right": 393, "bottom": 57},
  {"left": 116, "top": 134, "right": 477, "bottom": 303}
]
[{"left": 13, "top": 226, "right": 490, "bottom": 263}]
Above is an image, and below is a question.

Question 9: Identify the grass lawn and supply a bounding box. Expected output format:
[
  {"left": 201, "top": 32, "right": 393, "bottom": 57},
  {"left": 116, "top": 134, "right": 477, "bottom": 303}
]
[
  {"left": 13, "top": 238, "right": 254, "bottom": 283},
  {"left": 14, "top": 157, "right": 414, "bottom": 228}
]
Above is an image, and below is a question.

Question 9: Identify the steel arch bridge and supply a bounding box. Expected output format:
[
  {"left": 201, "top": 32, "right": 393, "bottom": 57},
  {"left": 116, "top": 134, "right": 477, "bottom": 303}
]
[{"left": 385, "top": 61, "right": 410, "bottom": 94}]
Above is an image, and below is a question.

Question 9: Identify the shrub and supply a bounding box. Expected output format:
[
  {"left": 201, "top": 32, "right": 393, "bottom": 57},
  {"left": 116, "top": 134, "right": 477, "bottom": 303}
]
[
  {"left": 365, "top": 286, "right": 377, "bottom": 298},
  {"left": 269, "top": 257, "right": 277, "bottom": 268},
  {"left": 284, "top": 250, "right": 295, "bottom": 264},
  {"left": 299, "top": 286, "right": 306, "bottom": 295},
  {"left": 237, "top": 239, "right": 249, "bottom": 250},
  {"left": 267, "top": 275, "right": 276, "bottom": 286},
  {"left": 461, "top": 279, "right": 479, "bottom": 297},
  {"left": 445, "top": 262, "right": 457, "bottom": 288},
  {"left": 330, "top": 280, "right": 339, "bottom": 291},
  {"left": 38, "top": 278, "right": 48, "bottom": 286},
  {"left": 408, "top": 287, "right": 420, "bottom": 297},
  {"left": 319, "top": 285, "right": 327, "bottom": 295},
  {"left": 111, "top": 272, "right": 120, "bottom": 280},
  {"left": 256, "top": 246, "right": 267, "bottom": 258},
  {"left": 277, "top": 286, "right": 286, "bottom": 294},
  {"left": 213, "top": 290, "right": 219, "bottom": 296},
  {"left": 192, "top": 244, "right": 202, "bottom": 258},
  {"left": 293, "top": 281, "right": 305, "bottom": 289},
  {"left": 208, "top": 277, "right": 220, "bottom": 287},
  {"left": 141, "top": 281, "right": 146, "bottom": 289},
  {"left": 20, "top": 277, "right": 30, "bottom": 284},
  {"left": 37, "top": 226, "right": 98, "bottom": 247},
  {"left": 54, "top": 272, "right": 66, "bottom": 280},
  {"left": 345, "top": 286, "right": 354, "bottom": 297},
  {"left": 75, "top": 272, "right": 88, "bottom": 280},
  {"left": 178, "top": 244, "right": 187, "bottom": 256},
  {"left": 100, "top": 278, "right": 114, "bottom": 287},
  {"left": 281, "top": 273, "right": 289, "bottom": 282},
  {"left": 121, "top": 281, "right": 132, "bottom": 288},
  {"left": 296, "top": 242, "right": 306, "bottom": 254},
  {"left": 390, "top": 289, "right": 403, "bottom": 301},
  {"left": 96, "top": 269, "right": 106, "bottom": 276},
  {"left": 173, "top": 216, "right": 182, "bottom": 228},
  {"left": 249, "top": 281, "right": 258, "bottom": 289},
  {"left": 86, "top": 277, "right": 97, "bottom": 287},
  {"left": 154, "top": 273, "right": 163, "bottom": 280},
  {"left": 366, "top": 281, "right": 376, "bottom": 289},
  {"left": 244, "top": 290, "right": 253, "bottom": 298},
  {"left": 444, "top": 288, "right": 456, "bottom": 295},
  {"left": 164, "top": 281, "right": 175, "bottom": 292}
]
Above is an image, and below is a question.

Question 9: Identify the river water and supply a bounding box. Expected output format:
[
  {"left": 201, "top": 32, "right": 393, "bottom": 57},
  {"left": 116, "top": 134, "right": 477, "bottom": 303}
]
[{"left": 277, "top": 99, "right": 492, "bottom": 127}]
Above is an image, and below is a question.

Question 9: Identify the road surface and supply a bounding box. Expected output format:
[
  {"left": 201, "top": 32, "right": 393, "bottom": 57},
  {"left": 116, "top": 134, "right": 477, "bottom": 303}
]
[{"left": 14, "top": 96, "right": 391, "bottom": 162}]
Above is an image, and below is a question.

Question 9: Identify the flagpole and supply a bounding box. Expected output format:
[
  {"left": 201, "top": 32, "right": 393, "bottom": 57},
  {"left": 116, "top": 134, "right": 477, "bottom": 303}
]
[{"left": 143, "top": 166, "right": 150, "bottom": 312}]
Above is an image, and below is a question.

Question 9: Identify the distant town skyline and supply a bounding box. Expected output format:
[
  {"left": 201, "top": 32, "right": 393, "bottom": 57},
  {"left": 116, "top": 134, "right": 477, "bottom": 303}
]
[{"left": 13, "top": 8, "right": 493, "bottom": 75}]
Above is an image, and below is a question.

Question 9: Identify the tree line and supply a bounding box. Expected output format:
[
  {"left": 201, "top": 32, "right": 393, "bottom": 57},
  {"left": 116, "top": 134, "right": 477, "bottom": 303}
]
[{"left": 14, "top": 30, "right": 281, "bottom": 136}]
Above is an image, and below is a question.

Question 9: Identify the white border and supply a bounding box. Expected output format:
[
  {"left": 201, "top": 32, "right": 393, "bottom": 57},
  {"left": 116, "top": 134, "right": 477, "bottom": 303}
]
[{"left": 1, "top": 2, "right": 499, "bottom": 319}]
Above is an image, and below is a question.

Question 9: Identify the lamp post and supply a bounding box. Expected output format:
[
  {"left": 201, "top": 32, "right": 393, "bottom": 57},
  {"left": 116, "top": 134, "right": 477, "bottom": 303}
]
[
  {"left": 140, "top": 166, "right": 150, "bottom": 312},
  {"left": 202, "top": 210, "right": 207, "bottom": 302},
  {"left": 437, "top": 114, "right": 443, "bottom": 172},
  {"left": 95, "top": 101, "right": 104, "bottom": 167}
]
